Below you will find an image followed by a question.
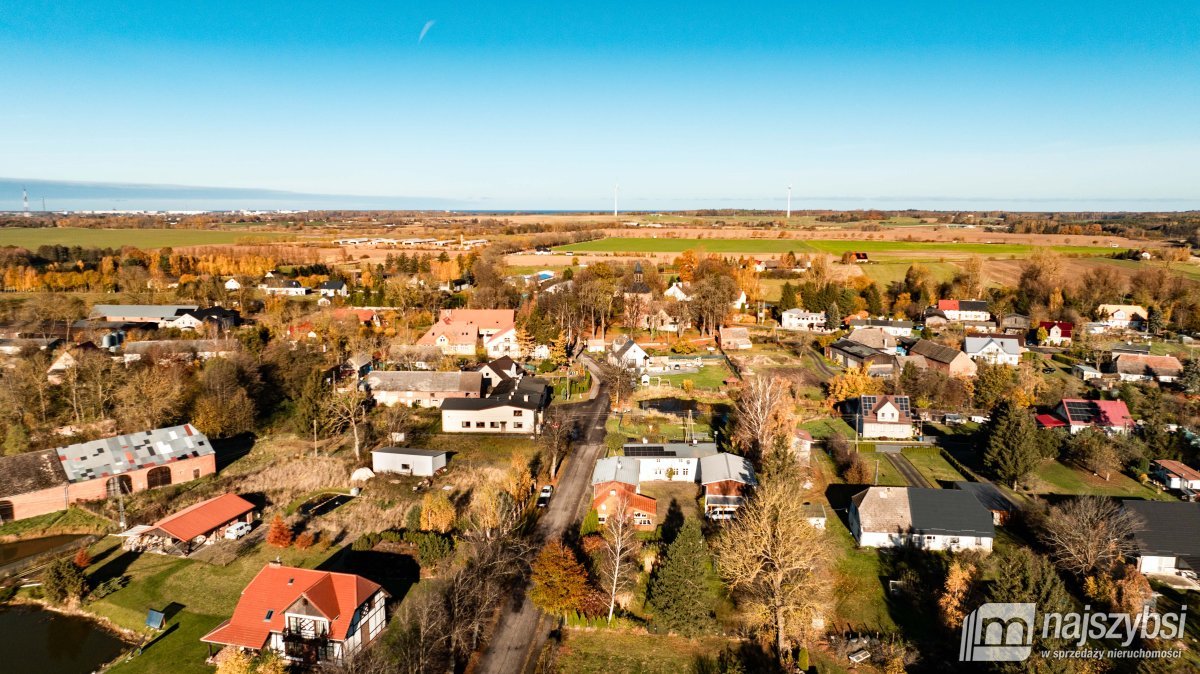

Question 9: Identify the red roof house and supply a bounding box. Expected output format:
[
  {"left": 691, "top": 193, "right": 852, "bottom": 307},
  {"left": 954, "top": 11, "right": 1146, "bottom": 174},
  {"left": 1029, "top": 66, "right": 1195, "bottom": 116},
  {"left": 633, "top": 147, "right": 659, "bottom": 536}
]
[
  {"left": 141, "top": 493, "right": 255, "bottom": 555},
  {"left": 1037, "top": 398, "right": 1132, "bottom": 434},
  {"left": 201, "top": 563, "right": 389, "bottom": 665},
  {"left": 1038, "top": 321, "right": 1074, "bottom": 345}
]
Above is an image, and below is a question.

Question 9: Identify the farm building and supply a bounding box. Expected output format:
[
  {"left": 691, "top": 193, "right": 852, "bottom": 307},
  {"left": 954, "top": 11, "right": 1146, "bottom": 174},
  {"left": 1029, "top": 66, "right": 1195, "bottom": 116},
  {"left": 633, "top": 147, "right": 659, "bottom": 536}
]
[
  {"left": 132, "top": 493, "right": 256, "bottom": 555},
  {"left": 0, "top": 423, "right": 215, "bottom": 522},
  {"left": 371, "top": 448, "right": 448, "bottom": 477}
]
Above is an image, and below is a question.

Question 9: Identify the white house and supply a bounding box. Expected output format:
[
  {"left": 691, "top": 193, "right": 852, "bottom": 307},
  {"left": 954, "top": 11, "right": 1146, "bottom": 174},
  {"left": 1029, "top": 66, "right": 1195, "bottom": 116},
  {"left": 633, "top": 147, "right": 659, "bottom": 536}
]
[
  {"left": 850, "top": 395, "right": 915, "bottom": 439},
  {"left": 780, "top": 309, "right": 826, "bottom": 331},
  {"left": 626, "top": 442, "right": 719, "bottom": 483},
  {"left": 362, "top": 371, "right": 484, "bottom": 408},
  {"left": 1123, "top": 501, "right": 1200, "bottom": 574},
  {"left": 440, "top": 376, "right": 549, "bottom": 434},
  {"left": 371, "top": 447, "right": 448, "bottom": 477},
  {"left": 318, "top": 280, "right": 349, "bottom": 297},
  {"left": 845, "top": 319, "right": 913, "bottom": 337},
  {"left": 484, "top": 326, "right": 522, "bottom": 359},
  {"left": 664, "top": 282, "right": 692, "bottom": 302},
  {"left": 1073, "top": 363, "right": 1103, "bottom": 381},
  {"left": 1150, "top": 460, "right": 1200, "bottom": 491},
  {"left": 1096, "top": 304, "right": 1149, "bottom": 331},
  {"left": 258, "top": 279, "right": 308, "bottom": 296},
  {"left": 963, "top": 336, "right": 1022, "bottom": 367},
  {"left": 934, "top": 299, "right": 991, "bottom": 323},
  {"left": 609, "top": 338, "right": 650, "bottom": 370},
  {"left": 849, "top": 486, "right": 995, "bottom": 551},
  {"left": 224, "top": 278, "right": 242, "bottom": 291}
]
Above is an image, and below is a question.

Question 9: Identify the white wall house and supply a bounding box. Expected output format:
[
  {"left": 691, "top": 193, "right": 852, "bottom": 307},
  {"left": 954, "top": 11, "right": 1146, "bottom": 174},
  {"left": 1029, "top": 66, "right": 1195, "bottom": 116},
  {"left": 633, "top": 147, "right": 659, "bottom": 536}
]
[
  {"left": 964, "top": 336, "right": 1022, "bottom": 367},
  {"left": 780, "top": 309, "right": 826, "bottom": 331},
  {"left": 1124, "top": 501, "right": 1200, "bottom": 575},
  {"left": 371, "top": 448, "right": 448, "bottom": 477},
  {"left": 849, "top": 486, "right": 994, "bottom": 552},
  {"left": 852, "top": 395, "right": 916, "bottom": 439}
]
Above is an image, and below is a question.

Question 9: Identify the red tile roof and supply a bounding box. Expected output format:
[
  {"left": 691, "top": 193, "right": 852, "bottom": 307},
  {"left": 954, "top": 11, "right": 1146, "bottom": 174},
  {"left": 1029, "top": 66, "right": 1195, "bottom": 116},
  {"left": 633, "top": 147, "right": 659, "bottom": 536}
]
[
  {"left": 937, "top": 299, "right": 960, "bottom": 312},
  {"left": 148, "top": 493, "right": 254, "bottom": 543},
  {"left": 1038, "top": 321, "right": 1074, "bottom": 337},
  {"left": 201, "top": 564, "right": 384, "bottom": 650}
]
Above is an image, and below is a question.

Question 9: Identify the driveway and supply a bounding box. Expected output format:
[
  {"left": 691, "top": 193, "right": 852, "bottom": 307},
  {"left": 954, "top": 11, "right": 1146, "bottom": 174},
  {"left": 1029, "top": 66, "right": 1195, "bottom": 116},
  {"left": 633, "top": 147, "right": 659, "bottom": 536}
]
[
  {"left": 475, "top": 357, "right": 611, "bottom": 674},
  {"left": 886, "top": 453, "right": 933, "bottom": 488}
]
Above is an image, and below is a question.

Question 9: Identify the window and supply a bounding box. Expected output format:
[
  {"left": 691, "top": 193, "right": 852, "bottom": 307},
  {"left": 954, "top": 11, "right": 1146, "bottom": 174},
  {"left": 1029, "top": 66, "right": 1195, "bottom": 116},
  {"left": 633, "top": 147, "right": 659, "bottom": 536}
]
[
  {"left": 490, "top": 421, "right": 500, "bottom": 428},
  {"left": 192, "top": 469, "right": 201, "bottom": 480},
  {"left": 400, "top": 464, "right": 410, "bottom": 471},
  {"left": 264, "top": 610, "right": 274, "bottom": 621},
  {"left": 0, "top": 500, "right": 12, "bottom": 522},
  {"left": 475, "top": 422, "right": 485, "bottom": 428},
  {"left": 514, "top": 422, "right": 523, "bottom": 429},
  {"left": 147, "top": 466, "right": 172, "bottom": 489},
  {"left": 513, "top": 410, "right": 523, "bottom": 417},
  {"left": 462, "top": 421, "right": 471, "bottom": 429}
]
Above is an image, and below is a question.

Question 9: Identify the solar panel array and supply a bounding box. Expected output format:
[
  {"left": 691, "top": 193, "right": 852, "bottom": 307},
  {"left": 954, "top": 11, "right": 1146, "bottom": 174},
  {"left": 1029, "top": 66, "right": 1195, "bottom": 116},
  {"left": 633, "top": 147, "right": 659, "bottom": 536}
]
[
  {"left": 623, "top": 445, "right": 675, "bottom": 457},
  {"left": 1064, "top": 400, "right": 1097, "bottom": 423}
]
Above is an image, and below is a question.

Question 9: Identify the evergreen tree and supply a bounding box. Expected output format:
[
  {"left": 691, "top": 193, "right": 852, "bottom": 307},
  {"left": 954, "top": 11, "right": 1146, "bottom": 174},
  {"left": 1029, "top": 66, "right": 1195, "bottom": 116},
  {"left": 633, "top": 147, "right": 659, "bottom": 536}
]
[
  {"left": 1146, "top": 305, "right": 1163, "bottom": 334},
  {"left": 986, "top": 547, "right": 1074, "bottom": 673},
  {"left": 648, "top": 519, "right": 717, "bottom": 636},
  {"left": 778, "top": 282, "right": 798, "bottom": 312},
  {"left": 824, "top": 302, "right": 841, "bottom": 330},
  {"left": 1181, "top": 358, "right": 1200, "bottom": 395},
  {"left": 983, "top": 401, "right": 1042, "bottom": 489},
  {"left": 863, "top": 283, "right": 884, "bottom": 316}
]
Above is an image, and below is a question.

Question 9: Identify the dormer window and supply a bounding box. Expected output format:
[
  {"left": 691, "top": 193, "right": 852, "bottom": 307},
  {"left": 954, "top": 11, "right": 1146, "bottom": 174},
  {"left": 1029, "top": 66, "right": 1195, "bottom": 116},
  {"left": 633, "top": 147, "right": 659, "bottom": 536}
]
[{"left": 264, "top": 610, "right": 274, "bottom": 621}]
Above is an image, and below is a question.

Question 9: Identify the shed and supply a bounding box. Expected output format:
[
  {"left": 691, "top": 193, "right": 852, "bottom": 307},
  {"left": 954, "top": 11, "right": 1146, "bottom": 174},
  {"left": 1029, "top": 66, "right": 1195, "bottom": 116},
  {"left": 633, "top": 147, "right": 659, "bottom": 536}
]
[
  {"left": 371, "top": 447, "right": 448, "bottom": 477},
  {"left": 140, "top": 493, "right": 256, "bottom": 555}
]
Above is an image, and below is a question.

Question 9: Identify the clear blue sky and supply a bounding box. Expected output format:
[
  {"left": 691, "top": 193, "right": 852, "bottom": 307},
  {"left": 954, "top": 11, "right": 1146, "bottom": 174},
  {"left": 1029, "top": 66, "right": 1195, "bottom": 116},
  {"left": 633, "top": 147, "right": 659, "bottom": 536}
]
[{"left": 2, "top": 1, "right": 1199, "bottom": 210}]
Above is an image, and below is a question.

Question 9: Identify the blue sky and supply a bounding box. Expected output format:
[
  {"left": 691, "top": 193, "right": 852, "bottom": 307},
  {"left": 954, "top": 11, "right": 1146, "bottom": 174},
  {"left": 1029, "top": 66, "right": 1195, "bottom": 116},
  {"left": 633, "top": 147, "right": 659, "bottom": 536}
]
[{"left": 2, "top": 2, "right": 1199, "bottom": 210}]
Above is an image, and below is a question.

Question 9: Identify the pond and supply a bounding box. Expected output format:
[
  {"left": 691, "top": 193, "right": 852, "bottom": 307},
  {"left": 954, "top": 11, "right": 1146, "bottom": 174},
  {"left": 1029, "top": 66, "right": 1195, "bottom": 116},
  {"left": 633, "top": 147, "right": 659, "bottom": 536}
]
[
  {"left": 0, "top": 605, "right": 128, "bottom": 674},
  {"left": 0, "top": 535, "right": 87, "bottom": 567}
]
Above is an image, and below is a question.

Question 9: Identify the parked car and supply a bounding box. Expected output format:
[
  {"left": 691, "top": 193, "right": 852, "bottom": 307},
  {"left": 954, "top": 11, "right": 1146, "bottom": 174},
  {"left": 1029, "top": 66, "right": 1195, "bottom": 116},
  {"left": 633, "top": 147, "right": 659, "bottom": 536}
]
[
  {"left": 537, "top": 485, "right": 554, "bottom": 508},
  {"left": 225, "top": 522, "right": 252, "bottom": 540}
]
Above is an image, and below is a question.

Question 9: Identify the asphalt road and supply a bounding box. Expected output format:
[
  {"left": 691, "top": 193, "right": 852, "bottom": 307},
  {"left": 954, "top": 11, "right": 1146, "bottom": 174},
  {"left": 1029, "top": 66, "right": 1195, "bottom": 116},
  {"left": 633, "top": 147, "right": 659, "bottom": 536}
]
[
  {"left": 475, "top": 357, "right": 611, "bottom": 674},
  {"left": 886, "top": 453, "right": 933, "bottom": 488}
]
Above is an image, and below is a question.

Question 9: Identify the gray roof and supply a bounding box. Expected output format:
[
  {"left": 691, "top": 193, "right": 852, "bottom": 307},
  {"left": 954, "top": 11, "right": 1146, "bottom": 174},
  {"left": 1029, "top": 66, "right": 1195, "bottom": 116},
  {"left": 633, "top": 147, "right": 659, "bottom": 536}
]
[
  {"left": 964, "top": 336, "right": 1021, "bottom": 356},
  {"left": 954, "top": 482, "right": 1015, "bottom": 513},
  {"left": 1124, "top": 501, "right": 1200, "bottom": 564},
  {"left": 0, "top": 449, "right": 68, "bottom": 498},
  {"left": 847, "top": 328, "right": 896, "bottom": 350},
  {"left": 442, "top": 395, "right": 541, "bottom": 411},
  {"left": 852, "top": 486, "right": 994, "bottom": 538},
  {"left": 908, "top": 339, "right": 965, "bottom": 364},
  {"left": 592, "top": 456, "right": 640, "bottom": 486},
  {"left": 699, "top": 453, "right": 757, "bottom": 486},
  {"left": 847, "top": 319, "right": 913, "bottom": 329},
  {"left": 372, "top": 447, "right": 447, "bottom": 458},
  {"left": 91, "top": 304, "right": 198, "bottom": 320},
  {"left": 623, "top": 442, "right": 719, "bottom": 459},
  {"left": 830, "top": 339, "right": 886, "bottom": 360},
  {"left": 55, "top": 424, "right": 213, "bottom": 483},
  {"left": 365, "top": 370, "right": 483, "bottom": 394}
]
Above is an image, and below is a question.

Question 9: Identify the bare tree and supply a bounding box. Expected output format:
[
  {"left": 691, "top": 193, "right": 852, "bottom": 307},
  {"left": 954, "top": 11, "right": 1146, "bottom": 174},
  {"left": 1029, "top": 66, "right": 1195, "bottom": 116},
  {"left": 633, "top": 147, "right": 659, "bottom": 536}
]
[
  {"left": 1040, "top": 496, "right": 1137, "bottom": 577},
  {"left": 324, "top": 386, "right": 370, "bottom": 459},
  {"left": 623, "top": 293, "right": 648, "bottom": 336},
  {"left": 538, "top": 407, "right": 572, "bottom": 479},
  {"left": 599, "top": 497, "right": 642, "bottom": 623},
  {"left": 714, "top": 476, "right": 830, "bottom": 664},
  {"left": 733, "top": 376, "right": 795, "bottom": 460},
  {"left": 596, "top": 360, "right": 636, "bottom": 410},
  {"left": 114, "top": 364, "right": 187, "bottom": 432}
]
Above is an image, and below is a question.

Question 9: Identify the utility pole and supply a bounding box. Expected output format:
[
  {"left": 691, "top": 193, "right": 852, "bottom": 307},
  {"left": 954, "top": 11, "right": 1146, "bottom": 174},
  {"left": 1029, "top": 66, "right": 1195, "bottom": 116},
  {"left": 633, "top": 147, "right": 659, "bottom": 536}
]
[
  {"left": 786, "top": 185, "right": 792, "bottom": 219},
  {"left": 613, "top": 183, "right": 619, "bottom": 217}
]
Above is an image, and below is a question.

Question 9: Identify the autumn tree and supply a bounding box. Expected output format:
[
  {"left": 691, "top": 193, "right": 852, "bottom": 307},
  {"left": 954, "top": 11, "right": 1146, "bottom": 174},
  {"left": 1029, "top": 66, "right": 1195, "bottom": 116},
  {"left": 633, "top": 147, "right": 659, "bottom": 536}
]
[
  {"left": 323, "top": 386, "right": 370, "bottom": 459},
  {"left": 529, "top": 541, "right": 591, "bottom": 616},
  {"left": 73, "top": 547, "right": 92, "bottom": 569},
  {"left": 647, "top": 519, "right": 716, "bottom": 636},
  {"left": 114, "top": 365, "right": 187, "bottom": 432},
  {"left": 825, "top": 364, "right": 882, "bottom": 403},
  {"left": 266, "top": 516, "right": 293, "bottom": 548},
  {"left": 597, "top": 359, "right": 636, "bottom": 409},
  {"left": 599, "top": 497, "right": 642, "bottom": 623},
  {"left": 214, "top": 648, "right": 254, "bottom": 674},
  {"left": 733, "top": 376, "right": 794, "bottom": 460},
  {"left": 420, "top": 491, "right": 457, "bottom": 534},
  {"left": 192, "top": 357, "right": 257, "bottom": 438},
  {"left": 715, "top": 474, "right": 829, "bottom": 663},
  {"left": 937, "top": 560, "right": 977, "bottom": 630},
  {"left": 1040, "top": 496, "right": 1136, "bottom": 577},
  {"left": 539, "top": 407, "right": 572, "bottom": 479},
  {"left": 1067, "top": 427, "right": 1121, "bottom": 480}
]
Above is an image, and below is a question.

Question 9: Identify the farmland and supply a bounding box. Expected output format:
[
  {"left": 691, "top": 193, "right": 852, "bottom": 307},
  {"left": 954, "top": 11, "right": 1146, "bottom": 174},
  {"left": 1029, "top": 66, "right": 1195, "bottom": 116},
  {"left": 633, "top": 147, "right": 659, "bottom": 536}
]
[
  {"left": 554, "top": 236, "right": 1117, "bottom": 258},
  {"left": 0, "top": 227, "right": 290, "bottom": 249}
]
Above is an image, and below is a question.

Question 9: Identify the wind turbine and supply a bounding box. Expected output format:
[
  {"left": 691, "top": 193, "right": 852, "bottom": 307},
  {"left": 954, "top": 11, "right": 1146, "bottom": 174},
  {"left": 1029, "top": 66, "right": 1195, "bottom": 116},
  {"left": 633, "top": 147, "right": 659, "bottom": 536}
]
[
  {"left": 786, "top": 185, "right": 792, "bottom": 219},
  {"left": 613, "top": 183, "right": 619, "bottom": 217}
]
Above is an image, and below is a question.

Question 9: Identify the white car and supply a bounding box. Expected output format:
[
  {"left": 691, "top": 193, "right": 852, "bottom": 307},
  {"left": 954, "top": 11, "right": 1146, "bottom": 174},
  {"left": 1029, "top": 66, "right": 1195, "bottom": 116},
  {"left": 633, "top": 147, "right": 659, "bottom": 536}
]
[
  {"left": 537, "top": 485, "right": 554, "bottom": 508},
  {"left": 224, "top": 522, "right": 252, "bottom": 540}
]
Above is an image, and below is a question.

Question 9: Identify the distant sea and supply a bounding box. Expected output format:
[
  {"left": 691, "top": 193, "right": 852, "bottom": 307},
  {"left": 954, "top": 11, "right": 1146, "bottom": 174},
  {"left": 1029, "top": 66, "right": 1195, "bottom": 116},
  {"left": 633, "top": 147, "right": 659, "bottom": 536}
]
[{"left": 1, "top": 178, "right": 1196, "bottom": 213}]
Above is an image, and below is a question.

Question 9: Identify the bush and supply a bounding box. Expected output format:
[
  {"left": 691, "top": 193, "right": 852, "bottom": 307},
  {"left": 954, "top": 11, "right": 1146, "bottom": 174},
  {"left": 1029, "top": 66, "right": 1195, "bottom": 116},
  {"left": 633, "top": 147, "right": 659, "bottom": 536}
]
[
  {"left": 579, "top": 509, "right": 600, "bottom": 537},
  {"left": 403, "top": 531, "right": 454, "bottom": 566},
  {"left": 352, "top": 532, "right": 382, "bottom": 552},
  {"left": 73, "top": 547, "right": 92, "bottom": 569},
  {"left": 381, "top": 530, "right": 403, "bottom": 543},
  {"left": 42, "top": 558, "right": 87, "bottom": 604},
  {"left": 266, "top": 516, "right": 293, "bottom": 548},
  {"left": 294, "top": 532, "right": 315, "bottom": 550},
  {"left": 89, "top": 575, "right": 128, "bottom": 601}
]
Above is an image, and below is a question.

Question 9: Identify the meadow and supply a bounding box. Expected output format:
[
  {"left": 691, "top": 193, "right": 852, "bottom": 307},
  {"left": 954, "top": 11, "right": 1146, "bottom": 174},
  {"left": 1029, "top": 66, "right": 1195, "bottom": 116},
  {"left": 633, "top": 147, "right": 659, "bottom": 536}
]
[
  {"left": 555, "top": 236, "right": 1116, "bottom": 258},
  {"left": 0, "top": 227, "right": 289, "bottom": 249}
]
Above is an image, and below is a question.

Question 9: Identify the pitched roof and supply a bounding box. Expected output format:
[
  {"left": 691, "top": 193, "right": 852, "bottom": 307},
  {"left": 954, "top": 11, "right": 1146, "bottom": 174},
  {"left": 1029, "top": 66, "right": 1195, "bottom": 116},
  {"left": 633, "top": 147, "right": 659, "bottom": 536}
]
[
  {"left": 1124, "top": 501, "right": 1200, "bottom": 564},
  {"left": 0, "top": 449, "right": 68, "bottom": 498},
  {"left": 908, "top": 339, "right": 965, "bottom": 365},
  {"left": 1152, "top": 459, "right": 1200, "bottom": 483},
  {"left": 54, "top": 424, "right": 213, "bottom": 483},
  {"left": 719, "top": 326, "right": 751, "bottom": 342},
  {"left": 434, "top": 309, "right": 515, "bottom": 330},
  {"left": 201, "top": 564, "right": 384, "bottom": 649},
  {"left": 1057, "top": 399, "right": 1132, "bottom": 428},
  {"left": 856, "top": 395, "right": 913, "bottom": 424},
  {"left": 953, "top": 482, "right": 1015, "bottom": 513},
  {"left": 123, "top": 339, "right": 237, "bottom": 355},
  {"left": 964, "top": 336, "right": 1022, "bottom": 356},
  {"left": 847, "top": 318, "right": 913, "bottom": 329},
  {"left": 622, "top": 442, "right": 719, "bottom": 459},
  {"left": 147, "top": 493, "right": 255, "bottom": 543},
  {"left": 937, "top": 299, "right": 989, "bottom": 313},
  {"left": 1038, "top": 321, "right": 1074, "bottom": 337},
  {"left": 364, "top": 370, "right": 484, "bottom": 395},
  {"left": 829, "top": 338, "right": 885, "bottom": 361},
  {"left": 592, "top": 456, "right": 640, "bottom": 486},
  {"left": 1097, "top": 304, "right": 1148, "bottom": 321},
  {"left": 852, "top": 486, "right": 994, "bottom": 538},
  {"left": 90, "top": 304, "right": 198, "bottom": 320},
  {"left": 847, "top": 327, "right": 896, "bottom": 350},
  {"left": 1114, "top": 354, "right": 1183, "bottom": 378},
  {"left": 699, "top": 453, "right": 757, "bottom": 486}
]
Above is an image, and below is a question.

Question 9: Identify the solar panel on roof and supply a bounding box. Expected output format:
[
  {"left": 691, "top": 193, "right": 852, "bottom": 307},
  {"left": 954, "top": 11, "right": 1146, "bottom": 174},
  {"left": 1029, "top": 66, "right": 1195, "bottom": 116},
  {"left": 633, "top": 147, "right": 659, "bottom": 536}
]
[{"left": 624, "top": 446, "right": 675, "bottom": 457}]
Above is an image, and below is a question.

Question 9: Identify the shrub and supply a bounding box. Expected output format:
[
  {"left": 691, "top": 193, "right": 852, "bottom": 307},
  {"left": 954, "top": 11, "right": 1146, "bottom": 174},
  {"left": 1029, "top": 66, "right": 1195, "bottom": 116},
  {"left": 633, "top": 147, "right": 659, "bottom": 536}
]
[
  {"left": 42, "top": 558, "right": 87, "bottom": 605},
  {"left": 73, "top": 547, "right": 92, "bottom": 569},
  {"left": 294, "top": 532, "right": 315, "bottom": 550},
  {"left": 403, "top": 530, "right": 454, "bottom": 566},
  {"left": 89, "top": 575, "right": 128, "bottom": 601},
  {"left": 351, "top": 532, "right": 382, "bottom": 552},
  {"left": 579, "top": 509, "right": 600, "bottom": 537},
  {"left": 381, "top": 530, "right": 403, "bottom": 543}
]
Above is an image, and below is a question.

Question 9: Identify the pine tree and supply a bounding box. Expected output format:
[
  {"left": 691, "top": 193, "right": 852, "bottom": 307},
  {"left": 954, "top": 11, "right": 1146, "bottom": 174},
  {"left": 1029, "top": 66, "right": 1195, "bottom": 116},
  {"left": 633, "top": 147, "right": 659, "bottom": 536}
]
[
  {"left": 983, "top": 401, "right": 1041, "bottom": 488},
  {"left": 778, "top": 282, "right": 798, "bottom": 312},
  {"left": 863, "top": 283, "right": 884, "bottom": 316},
  {"left": 1181, "top": 358, "right": 1200, "bottom": 395},
  {"left": 266, "top": 516, "right": 293, "bottom": 548},
  {"left": 648, "top": 519, "right": 716, "bottom": 636},
  {"left": 824, "top": 302, "right": 841, "bottom": 330}
]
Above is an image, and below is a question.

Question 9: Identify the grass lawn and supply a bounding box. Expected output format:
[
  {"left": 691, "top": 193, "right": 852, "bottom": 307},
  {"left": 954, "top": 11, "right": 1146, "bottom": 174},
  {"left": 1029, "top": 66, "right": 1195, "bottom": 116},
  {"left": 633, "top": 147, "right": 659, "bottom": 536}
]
[
  {"left": 555, "top": 237, "right": 1116, "bottom": 258},
  {"left": 1028, "top": 460, "right": 1173, "bottom": 500},
  {"left": 861, "top": 261, "right": 960, "bottom": 287},
  {"left": 410, "top": 432, "right": 540, "bottom": 470},
  {"left": 656, "top": 363, "right": 733, "bottom": 389},
  {"left": 605, "top": 413, "right": 712, "bottom": 455},
  {"left": 556, "top": 629, "right": 739, "bottom": 674},
  {"left": 80, "top": 535, "right": 340, "bottom": 674},
  {"left": 799, "top": 417, "right": 855, "bottom": 440},
  {"left": 0, "top": 227, "right": 290, "bottom": 249},
  {"left": 0, "top": 507, "right": 112, "bottom": 539},
  {"left": 903, "top": 452, "right": 967, "bottom": 486},
  {"left": 827, "top": 515, "right": 897, "bottom": 634},
  {"left": 638, "top": 481, "right": 702, "bottom": 523},
  {"left": 855, "top": 452, "right": 908, "bottom": 487}
]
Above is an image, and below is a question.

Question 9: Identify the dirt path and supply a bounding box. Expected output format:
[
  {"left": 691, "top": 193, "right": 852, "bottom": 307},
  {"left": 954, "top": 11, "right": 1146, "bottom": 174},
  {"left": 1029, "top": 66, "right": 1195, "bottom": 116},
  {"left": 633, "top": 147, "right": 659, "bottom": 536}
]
[{"left": 886, "top": 453, "right": 933, "bottom": 488}]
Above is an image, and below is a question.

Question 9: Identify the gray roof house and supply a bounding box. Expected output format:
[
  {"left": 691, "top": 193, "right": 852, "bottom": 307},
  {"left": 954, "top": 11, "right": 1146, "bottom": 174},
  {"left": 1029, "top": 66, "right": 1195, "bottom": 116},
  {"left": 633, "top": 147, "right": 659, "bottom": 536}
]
[
  {"left": 849, "top": 486, "right": 994, "bottom": 551},
  {"left": 1123, "top": 501, "right": 1200, "bottom": 575}
]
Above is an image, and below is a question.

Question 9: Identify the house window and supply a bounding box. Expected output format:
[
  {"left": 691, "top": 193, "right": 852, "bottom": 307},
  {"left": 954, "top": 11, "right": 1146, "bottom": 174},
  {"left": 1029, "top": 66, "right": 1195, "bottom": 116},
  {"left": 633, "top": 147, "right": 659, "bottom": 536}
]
[
  {"left": 264, "top": 610, "right": 274, "bottom": 622},
  {"left": 475, "top": 422, "right": 485, "bottom": 428},
  {"left": 462, "top": 421, "right": 471, "bottom": 428},
  {"left": 514, "top": 422, "right": 523, "bottom": 429},
  {"left": 514, "top": 410, "right": 523, "bottom": 417},
  {"left": 490, "top": 422, "right": 500, "bottom": 428},
  {"left": 192, "top": 469, "right": 201, "bottom": 480}
]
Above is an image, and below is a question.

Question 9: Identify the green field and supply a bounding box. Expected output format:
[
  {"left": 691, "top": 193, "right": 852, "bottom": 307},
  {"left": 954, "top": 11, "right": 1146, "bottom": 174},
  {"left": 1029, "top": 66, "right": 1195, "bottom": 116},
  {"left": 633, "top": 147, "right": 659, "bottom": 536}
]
[
  {"left": 1028, "top": 460, "right": 1173, "bottom": 500},
  {"left": 556, "top": 630, "right": 739, "bottom": 674},
  {"left": 903, "top": 452, "right": 968, "bottom": 486},
  {"left": 555, "top": 237, "right": 1114, "bottom": 258},
  {"left": 0, "top": 227, "right": 290, "bottom": 249}
]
